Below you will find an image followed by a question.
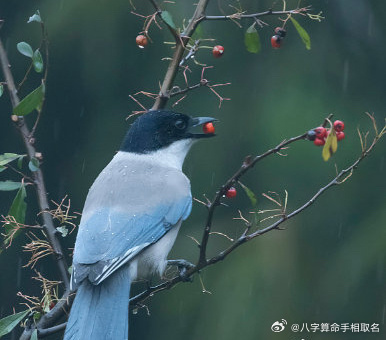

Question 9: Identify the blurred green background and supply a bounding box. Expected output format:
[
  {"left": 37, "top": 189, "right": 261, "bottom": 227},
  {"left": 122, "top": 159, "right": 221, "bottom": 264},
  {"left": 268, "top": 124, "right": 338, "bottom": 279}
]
[{"left": 0, "top": 0, "right": 385, "bottom": 339}]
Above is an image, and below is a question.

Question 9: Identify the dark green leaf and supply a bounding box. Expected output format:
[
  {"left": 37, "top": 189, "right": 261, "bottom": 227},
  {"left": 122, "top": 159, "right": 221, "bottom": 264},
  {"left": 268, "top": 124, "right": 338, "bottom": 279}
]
[
  {"left": 290, "top": 17, "right": 311, "bottom": 50},
  {"left": 0, "top": 84, "right": 3, "bottom": 97},
  {"left": 1, "top": 185, "right": 27, "bottom": 252},
  {"left": 0, "top": 165, "right": 6, "bottom": 173},
  {"left": 239, "top": 182, "right": 257, "bottom": 208},
  {"left": 0, "top": 153, "right": 23, "bottom": 167},
  {"left": 0, "top": 181, "right": 22, "bottom": 191},
  {"left": 28, "top": 157, "right": 40, "bottom": 172},
  {"left": 17, "top": 42, "right": 33, "bottom": 58},
  {"left": 17, "top": 156, "right": 25, "bottom": 169},
  {"left": 32, "top": 49, "right": 43, "bottom": 73},
  {"left": 161, "top": 11, "right": 176, "bottom": 29},
  {"left": 244, "top": 24, "right": 261, "bottom": 54},
  {"left": 28, "top": 10, "right": 42, "bottom": 24},
  {"left": 0, "top": 310, "right": 29, "bottom": 337},
  {"left": 31, "top": 329, "right": 38, "bottom": 340},
  {"left": 13, "top": 83, "right": 45, "bottom": 116}
]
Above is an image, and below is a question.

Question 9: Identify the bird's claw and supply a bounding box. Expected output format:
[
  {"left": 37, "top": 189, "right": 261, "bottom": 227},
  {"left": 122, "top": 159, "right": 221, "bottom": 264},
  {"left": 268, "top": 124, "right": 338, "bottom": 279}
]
[{"left": 167, "top": 259, "right": 195, "bottom": 282}]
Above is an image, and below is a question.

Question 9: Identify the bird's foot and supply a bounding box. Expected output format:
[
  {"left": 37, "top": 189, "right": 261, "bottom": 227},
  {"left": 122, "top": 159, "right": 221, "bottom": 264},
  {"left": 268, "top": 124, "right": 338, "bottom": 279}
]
[{"left": 167, "top": 259, "right": 195, "bottom": 282}]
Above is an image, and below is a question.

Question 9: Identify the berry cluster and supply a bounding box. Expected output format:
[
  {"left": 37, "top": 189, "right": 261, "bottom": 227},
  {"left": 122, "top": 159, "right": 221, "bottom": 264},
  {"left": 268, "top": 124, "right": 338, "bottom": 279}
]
[
  {"left": 271, "top": 27, "right": 286, "bottom": 49},
  {"left": 307, "top": 120, "right": 345, "bottom": 146}
]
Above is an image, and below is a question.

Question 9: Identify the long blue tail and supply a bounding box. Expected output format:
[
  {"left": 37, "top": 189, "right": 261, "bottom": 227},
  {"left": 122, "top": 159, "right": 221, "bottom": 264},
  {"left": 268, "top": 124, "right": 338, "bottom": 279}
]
[{"left": 64, "top": 269, "right": 131, "bottom": 340}]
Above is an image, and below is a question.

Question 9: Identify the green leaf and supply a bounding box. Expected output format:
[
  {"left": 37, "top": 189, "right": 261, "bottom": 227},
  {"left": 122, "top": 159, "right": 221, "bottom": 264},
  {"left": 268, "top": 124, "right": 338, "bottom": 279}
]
[
  {"left": 0, "top": 153, "right": 23, "bottom": 167},
  {"left": 160, "top": 11, "right": 176, "bottom": 29},
  {"left": 17, "top": 42, "right": 34, "bottom": 58},
  {"left": 0, "top": 165, "right": 6, "bottom": 173},
  {"left": 239, "top": 182, "right": 257, "bottom": 208},
  {"left": 28, "top": 157, "right": 40, "bottom": 172},
  {"left": 0, "top": 310, "right": 29, "bottom": 337},
  {"left": 17, "top": 155, "right": 25, "bottom": 169},
  {"left": 244, "top": 24, "right": 261, "bottom": 54},
  {"left": 28, "top": 10, "right": 42, "bottom": 24},
  {"left": 32, "top": 49, "right": 43, "bottom": 73},
  {"left": 290, "top": 17, "right": 311, "bottom": 50},
  {"left": 1, "top": 185, "right": 27, "bottom": 252},
  {"left": 30, "top": 329, "right": 38, "bottom": 340},
  {"left": 0, "top": 84, "right": 3, "bottom": 97},
  {"left": 0, "top": 181, "right": 22, "bottom": 191},
  {"left": 13, "top": 83, "right": 45, "bottom": 116}
]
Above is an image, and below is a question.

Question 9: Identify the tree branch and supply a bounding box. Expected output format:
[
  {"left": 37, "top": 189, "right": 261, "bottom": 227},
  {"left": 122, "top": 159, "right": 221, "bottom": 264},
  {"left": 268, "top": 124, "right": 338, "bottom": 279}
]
[
  {"left": 150, "top": 0, "right": 210, "bottom": 110},
  {"left": 0, "top": 34, "right": 70, "bottom": 301},
  {"left": 203, "top": 7, "right": 311, "bottom": 21},
  {"left": 130, "top": 119, "right": 384, "bottom": 306}
]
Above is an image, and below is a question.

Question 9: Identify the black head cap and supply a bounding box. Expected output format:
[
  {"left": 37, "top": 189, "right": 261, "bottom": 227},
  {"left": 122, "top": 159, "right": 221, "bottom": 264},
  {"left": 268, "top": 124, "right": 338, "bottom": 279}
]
[{"left": 120, "top": 110, "right": 216, "bottom": 154}]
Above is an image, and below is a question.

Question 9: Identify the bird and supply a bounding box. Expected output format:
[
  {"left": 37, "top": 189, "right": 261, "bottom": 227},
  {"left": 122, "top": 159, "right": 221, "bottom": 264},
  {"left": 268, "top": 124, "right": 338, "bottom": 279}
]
[{"left": 63, "top": 110, "right": 216, "bottom": 340}]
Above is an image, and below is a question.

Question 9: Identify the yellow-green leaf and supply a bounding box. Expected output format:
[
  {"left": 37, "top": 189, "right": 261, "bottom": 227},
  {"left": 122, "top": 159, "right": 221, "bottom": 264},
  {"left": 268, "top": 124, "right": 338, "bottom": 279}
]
[
  {"left": 322, "top": 129, "right": 338, "bottom": 161},
  {"left": 290, "top": 17, "right": 311, "bottom": 50},
  {"left": 13, "top": 83, "right": 45, "bottom": 116},
  {"left": 244, "top": 24, "right": 261, "bottom": 54},
  {"left": 0, "top": 310, "right": 29, "bottom": 337}
]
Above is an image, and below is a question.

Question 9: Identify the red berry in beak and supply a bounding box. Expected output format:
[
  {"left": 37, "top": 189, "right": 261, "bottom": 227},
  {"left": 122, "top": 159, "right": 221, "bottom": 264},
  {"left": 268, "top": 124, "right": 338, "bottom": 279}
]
[{"left": 203, "top": 122, "right": 215, "bottom": 134}]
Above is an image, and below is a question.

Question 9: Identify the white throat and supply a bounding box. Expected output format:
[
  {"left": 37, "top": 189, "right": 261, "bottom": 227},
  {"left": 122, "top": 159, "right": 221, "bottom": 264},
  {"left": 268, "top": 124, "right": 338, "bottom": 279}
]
[{"left": 117, "top": 139, "right": 195, "bottom": 170}]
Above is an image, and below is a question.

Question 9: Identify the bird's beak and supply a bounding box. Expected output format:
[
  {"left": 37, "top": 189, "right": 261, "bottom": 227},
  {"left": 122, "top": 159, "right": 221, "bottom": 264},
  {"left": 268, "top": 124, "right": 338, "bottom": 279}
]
[{"left": 189, "top": 117, "right": 218, "bottom": 138}]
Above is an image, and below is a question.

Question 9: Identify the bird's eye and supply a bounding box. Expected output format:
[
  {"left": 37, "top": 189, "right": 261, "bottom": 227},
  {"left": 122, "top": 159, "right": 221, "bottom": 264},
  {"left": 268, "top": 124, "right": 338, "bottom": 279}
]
[{"left": 174, "top": 119, "right": 186, "bottom": 130}]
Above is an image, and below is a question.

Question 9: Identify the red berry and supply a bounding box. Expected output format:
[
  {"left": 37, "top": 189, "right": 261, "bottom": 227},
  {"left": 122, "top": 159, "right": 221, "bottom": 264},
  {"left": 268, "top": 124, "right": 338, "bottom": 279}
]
[
  {"left": 225, "top": 187, "right": 237, "bottom": 198},
  {"left": 49, "top": 302, "right": 56, "bottom": 310},
  {"left": 314, "top": 127, "right": 327, "bottom": 139},
  {"left": 271, "top": 35, "right": 282, "bottom": 49},
  {"left": 336, "top": 131, "right": 345, "bottom": 141},
  {"left": 136, "top": 35, "right": 148, "bottom": 48},
  {"left": 212, "top": 45, "right": 225, "bottom": 58},
  {"left": 274, "top": 27, "right": 287, "bottom": 37},
  {"left": 313, "top": 138, "right": 325, "bottom": 146},
  {"left": 203, "top": 122, "right": 215, "bottom": 134},
  {"left": 333, "top": 120, "right": 345, "bottom": 132}
]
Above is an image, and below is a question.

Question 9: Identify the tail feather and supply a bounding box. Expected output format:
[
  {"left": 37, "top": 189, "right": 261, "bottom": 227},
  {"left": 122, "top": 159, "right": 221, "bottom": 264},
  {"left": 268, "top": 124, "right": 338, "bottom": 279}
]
[{"left": 64, "top": 269, "right": 131, "bottom": 340}]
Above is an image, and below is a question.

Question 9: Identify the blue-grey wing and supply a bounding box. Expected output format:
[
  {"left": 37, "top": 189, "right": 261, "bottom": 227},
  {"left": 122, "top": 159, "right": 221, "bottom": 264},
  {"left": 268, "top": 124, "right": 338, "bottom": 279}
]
[
  {"left": 71, "top": 153, "right": 192, "bottom": 288},
  {"left": 72, "top": 197, "right": 191, "bottom": 286}
]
